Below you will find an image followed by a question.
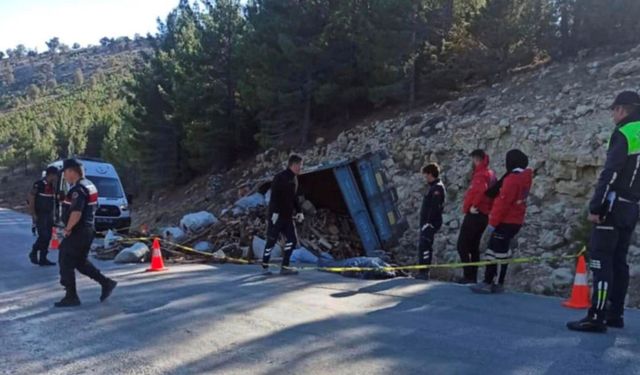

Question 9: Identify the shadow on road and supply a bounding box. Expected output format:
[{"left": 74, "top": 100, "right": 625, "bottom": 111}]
[{"left": 3, "top": 258, "right": 640, "bottom": 375}]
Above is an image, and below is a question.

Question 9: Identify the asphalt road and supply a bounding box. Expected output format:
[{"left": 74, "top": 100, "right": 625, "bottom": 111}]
[{"left": 1, "top": 208, "right": 640, "bottom": 375}]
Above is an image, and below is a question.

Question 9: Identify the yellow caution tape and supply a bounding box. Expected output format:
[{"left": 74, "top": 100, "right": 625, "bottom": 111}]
[
  {"left": 303, "top": 247, "right": 586, "bottom": 273},
  {"left": 113, "top": 234, "right": 587, "bottom": 275}
]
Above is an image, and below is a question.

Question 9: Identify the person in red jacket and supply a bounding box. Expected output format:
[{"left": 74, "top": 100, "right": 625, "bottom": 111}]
[
  {"left": 456, "top": 150, "right": 496, "bottom": 284},
  {"left": 471, "top": 149, "right": 533, "bottom": 294}
]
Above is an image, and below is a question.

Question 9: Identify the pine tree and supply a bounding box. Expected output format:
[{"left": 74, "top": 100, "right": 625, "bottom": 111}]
[
  {"left": 242, "top": 0, "right": 331, "bottom": 147},
  {"left": 1, "top": 61, "right": 14, "bottom": 86},
  {"left": 125, "top": 7, "right": 188, "bottom": 188},
  {"left": 185, "top": 0, "right": 253, "bottom": 170},
  {"left": 74, "top": 68, "right": 84, "bottom": 86}
]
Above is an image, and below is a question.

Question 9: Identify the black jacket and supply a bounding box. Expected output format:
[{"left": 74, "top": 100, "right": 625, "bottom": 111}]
[
  {"left": 32, "top": 178, "right": 55, "bottom": 214},
  {"left": 420, "top": 178, "right": 446, "bottom": 230},
  {"left": 268, "top": 168, "right": 301, "bottom": 220},
  {"left": 62, "top": 179, "right": 98, "bottom": 231},
  {"left": 590, "top": 112, "right": 640, "bottom": 215}
]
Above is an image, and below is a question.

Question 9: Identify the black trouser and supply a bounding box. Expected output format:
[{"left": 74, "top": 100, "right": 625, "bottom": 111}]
[
  {"left": 588, "top": 200, "right": 638, "bottom": 320},
  {"left": 483, "top": 223, "right": 521, "bottom": 285},
  {"left": 262, "top": 217, "right": 298, "bottom": 268},
  {"left": 418, "top": 225, "right": 438, "bottom": 277},
  {"left": 32, "top": 213, "right": 53, "bottom": 261},
  {"left": 457, "top": 213, "right": 488, "bottom": 282},
  {"left": 59, "top": 227, "right": 109, "bottom": 295}
]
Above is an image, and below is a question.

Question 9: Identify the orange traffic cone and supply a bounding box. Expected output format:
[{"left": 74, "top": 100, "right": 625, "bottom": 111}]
[
  {"left": 146, "top": 238, "right": 168, "bottom": 272},
  {"left": 562, "top": 255, "right": 591, "bottom": 309},
  {"left": 49, "top": 228, "right": 60, "bottom": 250}
]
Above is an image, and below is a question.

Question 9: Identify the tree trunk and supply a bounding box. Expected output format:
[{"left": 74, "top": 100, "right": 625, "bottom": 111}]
[
  {"left": 299, "top": 71, "right": 312, "bottom": 147},
  {"left": 560, "top": 0, "right": 571, "bottom": 57},
  {"left": 441, "top": 0, "right": 454, "bottom": 36},
  {"left": 408, "top": 0, "right": 418, "bottom": 108},
  {"left": 225, "top": 17, "right": 236, "bottom": 163}
]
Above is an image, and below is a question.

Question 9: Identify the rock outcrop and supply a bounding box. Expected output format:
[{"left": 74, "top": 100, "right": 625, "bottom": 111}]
[{"left": 139, "top": 44, "right": 640, "bottom": 307}]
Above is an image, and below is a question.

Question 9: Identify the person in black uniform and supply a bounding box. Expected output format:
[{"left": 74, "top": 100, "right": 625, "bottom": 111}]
[
  {"left": 568, "top": 91, "right": 640, "bottom": 332},
  {"left": 55, "top": 159, "right": 117, "bottom": 307},
  {"left": 27, "top": 166, "right": 59, "bottom": 266},
  {"left": 262, "top": 154, "right": 304, "bottom": 276},
  {"left": 417, "top": 163, "right": 446, "bottom": 280}
]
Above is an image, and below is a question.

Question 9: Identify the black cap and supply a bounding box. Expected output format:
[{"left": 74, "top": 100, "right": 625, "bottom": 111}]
[
  {"left": 470, "top": 149, "right": 486, "bottom": 159},
  {"left": 62, "top": 158, "right": 83, "bottom": 171},
  {"left": 45, "top": 166, "right": 59, "bottom": 175},
  {"left": 610, "top": 91, "right": 640, "bottom": 109},
  {"left": 506, "top": 149, "right": 528, "bottom": 171}
]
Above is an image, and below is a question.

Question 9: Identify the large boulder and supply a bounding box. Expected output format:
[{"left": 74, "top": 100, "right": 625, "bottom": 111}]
[
  {"left": 609, "top": 59, "right": 640, "bottom": 78},
  {"left": 458, "top": 97, "right": 487, "bottom": 116}
]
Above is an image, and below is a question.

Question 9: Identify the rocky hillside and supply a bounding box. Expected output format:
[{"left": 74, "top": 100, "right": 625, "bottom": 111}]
[
  {"left": 135, "top": 44, "right": 640, "bottom": 307},
  {"left": 0, "top": 40, "right": 149, "bottom": 110}
]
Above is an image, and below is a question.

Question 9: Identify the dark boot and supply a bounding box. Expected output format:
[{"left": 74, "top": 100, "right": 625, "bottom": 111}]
[
  {"left": 280, "top": 267, "right": 299, "bottom": 276},
  {"left": 262, "top": 263, "right": 273, "bottom": 275},
  {"left": 605, "top": 315, "right": 624, "bottom": 328},
  {"left": 491, "top": 284, "right": 505, "bottom": 294},
  {"left": 470, "top": 282, "right": 494, "bottom": 294},
  {"left": 39, "top": 256, "right": 56, "bottom": 266},
  {"left": 454, "top": 276, "right": 475, "bottom": 285},
  {"left": 54, "top": 291, "right": 81, "bottom": 308},
  {"left": 100, "top": 279, "right": 118, "bottom": 302},
  {"left": 567, "top": 313, "right": 607, "bottom": 333},
  {"left": 29, "top": 251, "right": 38, "bottom": 265}
]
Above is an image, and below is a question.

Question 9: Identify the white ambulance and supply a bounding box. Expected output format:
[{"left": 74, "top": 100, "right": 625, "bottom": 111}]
[{"left": 47, "top": 157, "right": 132, "bottom": 233}]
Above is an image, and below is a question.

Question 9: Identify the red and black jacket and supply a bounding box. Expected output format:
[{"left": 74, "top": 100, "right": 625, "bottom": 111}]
[
  {"left": 62, "top": 179, "right": 99, "bottom": 230},
  {"left": 32, "top": 178, "right": 55, "bottom": 214},
  {"left": 462, "top": 154, "right": 496, "bottom": 215},
  {"left": 489, "top": 169, "right": 533, "bottom": 228}
]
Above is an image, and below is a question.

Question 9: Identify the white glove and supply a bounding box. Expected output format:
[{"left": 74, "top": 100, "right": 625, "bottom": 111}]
[
  {"left": 271, "top": 213, "right": 279, "bottom": 225},
  {"left": 470, "top": 206, "right": 479, "bottom": 214},
  {"left": 295, "top": 213, "right": 305, "bottom": 223}
]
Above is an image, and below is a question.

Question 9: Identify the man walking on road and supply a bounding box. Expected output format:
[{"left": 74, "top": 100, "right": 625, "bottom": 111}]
[
  {"left": 416, "top": 163, "right": 446, "bottom": 281},
  {"left": 456, "top": 150, "right": 496, "bottom": 284},
  {"left": 471, "top": 149, "right": 532, "bottom": 294},
  {"left": 55, "top": 158, "right": 117, "bottom": 307},
  {"left": 568, "top": 91, "right": 640, "bottom": 333},
  {"left": 27, "top": 166, "right": 59, "bottom": 266},
  {"left": 262, "top": 154, "right": 305, "bottom": 276}
]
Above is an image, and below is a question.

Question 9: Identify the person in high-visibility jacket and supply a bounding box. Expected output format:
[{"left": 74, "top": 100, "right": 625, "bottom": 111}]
[{"left": 568, "top": 91, "right": 640, "bottom": 333}]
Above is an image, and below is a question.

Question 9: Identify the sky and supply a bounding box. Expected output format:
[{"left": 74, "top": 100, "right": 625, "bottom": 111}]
[{"left": 0, "top": 0, "right": 179, "bottom": 52}]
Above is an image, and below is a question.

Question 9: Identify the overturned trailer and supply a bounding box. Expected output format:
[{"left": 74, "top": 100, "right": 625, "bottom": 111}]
[{"left": 259, "top": 151, "right": 408, "bottom": 257}]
